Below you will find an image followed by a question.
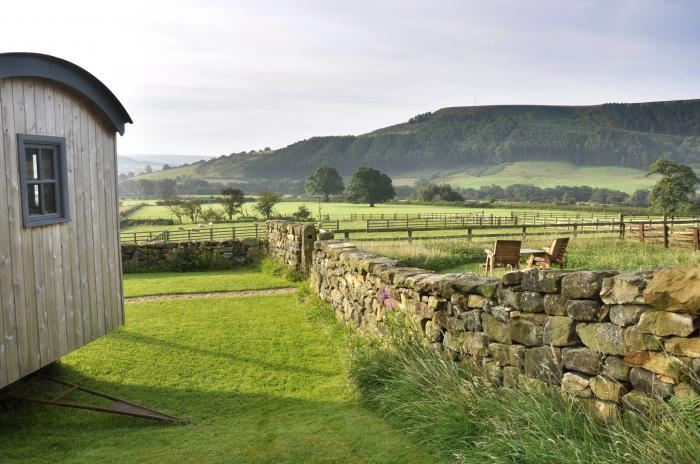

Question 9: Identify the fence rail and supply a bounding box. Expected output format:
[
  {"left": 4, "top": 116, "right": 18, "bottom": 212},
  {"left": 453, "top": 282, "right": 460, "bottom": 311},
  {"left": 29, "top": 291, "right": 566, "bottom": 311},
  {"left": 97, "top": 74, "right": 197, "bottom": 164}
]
[
  {"left": 121, "top": 223, "right": 263, "bottom": 244},
  {"left": 335, "top": 218, "right": 700, "bottom": 248}
]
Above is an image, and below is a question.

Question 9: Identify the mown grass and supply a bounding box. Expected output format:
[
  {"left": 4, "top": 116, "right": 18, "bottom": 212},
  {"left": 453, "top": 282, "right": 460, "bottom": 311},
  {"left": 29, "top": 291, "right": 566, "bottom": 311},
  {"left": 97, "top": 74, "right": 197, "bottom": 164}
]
[
  {"left": 0, "top": 291, "right": 434, "bottom": 464},
  {"left": 348, "top": 320, "right": 700, "bottom": 464},
  {"left": 122, "top": 266, "right": 292, "bottom": 297},
  {"left": 358, "top": 237, "right": 700, "bottom": 274}
]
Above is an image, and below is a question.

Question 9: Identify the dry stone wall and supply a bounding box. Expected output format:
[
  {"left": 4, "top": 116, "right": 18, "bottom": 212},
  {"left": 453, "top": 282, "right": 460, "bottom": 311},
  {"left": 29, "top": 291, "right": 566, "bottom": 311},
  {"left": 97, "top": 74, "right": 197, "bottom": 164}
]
[
  {"left": 121, "top": 239, "right": 262, "bottom": 269},
  {"left": 266, "top": 221, "right": 331, "bottom": 276},
  {"left": 309, "top": 237, "right": 700, "bottom": 419}
]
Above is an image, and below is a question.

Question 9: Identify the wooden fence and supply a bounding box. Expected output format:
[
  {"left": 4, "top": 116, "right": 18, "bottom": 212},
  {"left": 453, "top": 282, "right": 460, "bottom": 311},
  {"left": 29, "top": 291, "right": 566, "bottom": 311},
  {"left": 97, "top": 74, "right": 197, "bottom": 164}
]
[
  {"left": 335, "top": 218, "right": 700, "bottom": 248},
  {"left": 121, "top": 223, "right": 262, "bottom": 244}
]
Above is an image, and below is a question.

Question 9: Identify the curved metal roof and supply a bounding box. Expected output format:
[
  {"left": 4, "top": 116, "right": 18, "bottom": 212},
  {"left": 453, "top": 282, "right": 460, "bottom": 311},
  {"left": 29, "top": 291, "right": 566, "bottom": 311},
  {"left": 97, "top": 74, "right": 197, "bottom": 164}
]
[{"left": 0, "top": 53, "right": 132, "bottom": 135}]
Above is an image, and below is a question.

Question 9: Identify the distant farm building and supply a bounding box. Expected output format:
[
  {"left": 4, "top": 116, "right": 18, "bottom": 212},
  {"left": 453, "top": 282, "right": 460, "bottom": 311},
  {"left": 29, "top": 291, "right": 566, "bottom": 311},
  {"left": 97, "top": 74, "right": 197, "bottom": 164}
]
[{"left": 0, "top": 53, "right": 132, "bottom": 388}]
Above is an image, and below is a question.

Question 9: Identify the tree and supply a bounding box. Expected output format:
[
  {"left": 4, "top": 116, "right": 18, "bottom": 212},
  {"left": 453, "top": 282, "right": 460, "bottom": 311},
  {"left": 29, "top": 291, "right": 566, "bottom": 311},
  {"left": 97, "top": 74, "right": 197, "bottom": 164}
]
[
  {"left": 167, "top": 200, "right": 185, "bottom": 224},
  {"left": 561, "top": 193, "right": 575, "bottom": 204},
  {"left": 304, "top": 166, "right": 345, "bottom": 202},
  {"left": 292, "top": 204, "right": 312, "bottom": 220},
  {"left": 157, "top": 178, "right": 177, "bottom": 198},
  {"left": 200, "top": 207, "right": 225, "bottom": 223},
  {"left": 647, "top": 159, "right": 699, "bottom": 215},
  {"left": 627, "top": 189, "right": 650, "bottom": 207},
  {"left": 143, "top": 164, "right": 153, "bottom": 174},
  {"left": 182, "top": 200, "right": 203, "bottom": 223},
  {"left": 162, "top": 163, "right": 171, "bottom": 171},
  {"left": 346, "top": 167, "right": 395, "bottom": 207},
  {"left": 255, "top": 191, "right": 282, "bottom": 219},
  {"left": 220, "top": 187, "right": 246, "bottom": 220},
  {"left": 415, "top": 183, "right": 464, "bottom": 202},
  {"left": 136, "top": 179, "right": 156, "bottom": 198}
]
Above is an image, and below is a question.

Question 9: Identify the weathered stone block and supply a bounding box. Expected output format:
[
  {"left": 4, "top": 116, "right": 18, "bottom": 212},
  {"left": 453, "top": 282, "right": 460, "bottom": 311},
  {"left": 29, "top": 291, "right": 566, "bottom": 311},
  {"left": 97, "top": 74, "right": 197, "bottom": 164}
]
[
  {"left": 543, "top": 316, "right": 579, "bottom": 346},
  {"left": 624, "top": 351, "right": 683, "bottom": 383},
  {"left": 502, "top": 270, "right": 524, "bottom": 286},
  {"left": 629, "top": 367, "right": 674, "bottom": 399},
  {"left": 427, "top": 296, "right": 448, "bottom": 310},
  {"left": 497, "top": 286, "right": 522, "bottom": 309},
  {"left": 424, "top": 320, "right": 442, "bottom": 343},
  {"left": 623, "top": 327, "right": 663, "bottom": 351},
  {"left": 608, "top": 304, "right": 652, "bottom": 327},
  {"left": 524, "top": 346, "right": 563, "bottom": 384},
  {"left": 489, "top": 343, "right": 525, "bottom": 368},
  {"left": 576, "top": 323, "right": 626, "bottom": 355},
  {"left": 521, "top": 269, "right": 572, "bottom": 293},
  {"left": 620, "top": 391, "right": 659, "bottom": 416},
  {"left": 482, "top": 313, "right": 511, "bottom": 344},
  {"left": 561, "top": 372, "right": 592, "bottom": 397},
  {"left": 665, "top": 337, "right": 700, "bottom": 358},
  {"left": 519, "top": 291, "right": 544, "bottom": 313},
  {"left": 462, "top": 332, "right": 490, "bottom": 357},
  {"left": 643, "top": 265, "right": 700, "bottom": 314},
  {"left": 491, "top": 305, "right": 513, "bottom": 322},
  {"left": 566, "top": 299, "right": 607, "bottom": 322},
  {"left": 637, "top": 311, "right": 698, "bottom": 337},
  {"left": 562, "top": 347, "right": 604, "bottom": 374},
  {"left": 511, "top": 312, "right": 547, "bottom": 324},
  {"left": 442, "top": 330, "right": 463, "bottom": 352},
  {"left": 510, "top": 319, "right": 544, "bottom": 346},
  {"left": 467, "top": 294, "right": 487, "bottom": 309},
  {"left": 543, "top": 293, "right": 568, "bottom": 316},
  {"left": 600, "top": 271, "right": 655, "bottom": 305},
  {"left": 561, "top": 271, "right": 615, "bottom": 299},
  {"left": 589, "top": 375, "right": 625, "bottom": 402},
  {"left": 464, "top": 309, "right": 483, "bottom": 332},
  {"left": 603, "top": 356, "right": 630, "bottom": 381}
]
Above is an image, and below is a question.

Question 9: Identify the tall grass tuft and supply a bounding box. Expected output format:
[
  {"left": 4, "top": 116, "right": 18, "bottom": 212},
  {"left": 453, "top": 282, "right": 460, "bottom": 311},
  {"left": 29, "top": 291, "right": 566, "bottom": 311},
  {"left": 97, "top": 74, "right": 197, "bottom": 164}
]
[{"left": 348, "top": 321, "right": 700, "bottom": 464}]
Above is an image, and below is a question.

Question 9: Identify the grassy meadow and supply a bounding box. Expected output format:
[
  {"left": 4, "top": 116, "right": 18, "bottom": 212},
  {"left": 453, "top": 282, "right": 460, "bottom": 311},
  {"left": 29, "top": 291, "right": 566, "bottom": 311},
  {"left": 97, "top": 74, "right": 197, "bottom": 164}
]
[
  {"left": 358, "top": 237, "right": 700, "bottom": 274},
  {"left": 0, "top": 272, "right": 433, "bottom": 464}
]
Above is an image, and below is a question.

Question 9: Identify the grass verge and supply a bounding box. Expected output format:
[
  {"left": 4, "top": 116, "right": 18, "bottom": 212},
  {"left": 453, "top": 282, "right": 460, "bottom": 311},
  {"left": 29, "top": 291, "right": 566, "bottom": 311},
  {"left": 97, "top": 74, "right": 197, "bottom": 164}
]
[
  {"left": 348, "top": 322, "right": 700, "bottom": 464},
  {"left": 122, "top": 266, "right": 292, "bottom": 297}
]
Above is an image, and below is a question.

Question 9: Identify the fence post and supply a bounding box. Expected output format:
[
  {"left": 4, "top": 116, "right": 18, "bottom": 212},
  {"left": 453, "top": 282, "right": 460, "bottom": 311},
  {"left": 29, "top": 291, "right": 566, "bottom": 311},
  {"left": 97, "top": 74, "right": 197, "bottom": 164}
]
[
  {"left": 255, "top": 223, "right": 259, "bottom": 239},
  {"left": 133, "top": 233, "right": 137, "bottom": 245},
  {"left": 663, "top": 216, "right": 669, "bottom": 248},
  {"left": 407, "top": 229, "right": 413, "bottom": 243},
  {"left": 618, "top": 214, "right": 625, "bottom": 239},
  {"left": 344, "top": 230, "right": 350, "bottom": 240},
  {"left": 573, "top": 224, "right": 578, "bottom": 238},
  {"left": 210, "top": 228, "right": 214, "bottom": 241},
  {"left": 467, "top": 228, "right": 472, "bottom": 241},
  {"left": 639, "top": 224, "right": 644, "bottom": 242},
  {"left": 188, "top": 230, "right": 192, "bottom": 241},
  {"left": 232, "top": 227, "right": 236, "bottom": 240},
  {"left": 693, "top": 227, "right": 700, "bottom": 251},
  {"left": 521, "top": 226, "right": 527, "bottom": 240}
]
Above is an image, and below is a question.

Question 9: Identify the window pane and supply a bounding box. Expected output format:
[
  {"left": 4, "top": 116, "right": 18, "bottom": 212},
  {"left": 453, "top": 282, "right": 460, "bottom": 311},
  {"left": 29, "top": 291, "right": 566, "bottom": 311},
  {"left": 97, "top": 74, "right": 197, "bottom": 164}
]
[
  {"left": 43, "top": 183, "right": 58, "bottom": 214},
  {"left": 25, "top": 148, "right": 39, "bottom": 180},
  {"left": 40, "top": 148, "right": 55, "bottom": 180},
  {"left": 28, "top": 184, "right": 41, "bottom": 216}
]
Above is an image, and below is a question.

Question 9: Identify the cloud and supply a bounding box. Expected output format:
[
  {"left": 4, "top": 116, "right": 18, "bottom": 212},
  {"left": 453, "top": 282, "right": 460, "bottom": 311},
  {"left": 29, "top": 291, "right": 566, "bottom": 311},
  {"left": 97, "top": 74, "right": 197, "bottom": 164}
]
[{"left": 2, "top": 0, "right": 698, "bottom": 155}]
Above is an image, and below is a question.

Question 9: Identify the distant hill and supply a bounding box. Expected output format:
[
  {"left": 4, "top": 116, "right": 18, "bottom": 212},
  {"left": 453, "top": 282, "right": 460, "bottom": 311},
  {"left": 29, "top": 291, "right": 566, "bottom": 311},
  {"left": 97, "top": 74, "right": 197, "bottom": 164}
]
[
  {"left": 136, "top": 99, "right": 700, "bottom": 188},
  {"left": 117, "top": 154, "right": 214, "bottom": 174}
]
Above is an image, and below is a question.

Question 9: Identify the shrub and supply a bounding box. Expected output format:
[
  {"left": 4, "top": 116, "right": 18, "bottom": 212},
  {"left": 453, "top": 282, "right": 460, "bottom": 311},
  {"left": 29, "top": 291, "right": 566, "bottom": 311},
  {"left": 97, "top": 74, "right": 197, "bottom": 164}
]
[
  {"left": 200, "top": 207, "right": 226, "bottom": 223},
  {"left": 291, "top": 204, "right": 313, "bottom": 221},
  {"left": 167, "top": 245, "right": 201, "bottom": 272}
]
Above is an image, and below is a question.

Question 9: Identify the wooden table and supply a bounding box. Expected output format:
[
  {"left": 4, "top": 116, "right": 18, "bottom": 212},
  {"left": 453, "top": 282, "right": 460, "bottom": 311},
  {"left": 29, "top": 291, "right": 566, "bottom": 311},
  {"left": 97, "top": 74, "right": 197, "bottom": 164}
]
[{"left": 520, "top": 248, "right": 548, "bottom": 268}]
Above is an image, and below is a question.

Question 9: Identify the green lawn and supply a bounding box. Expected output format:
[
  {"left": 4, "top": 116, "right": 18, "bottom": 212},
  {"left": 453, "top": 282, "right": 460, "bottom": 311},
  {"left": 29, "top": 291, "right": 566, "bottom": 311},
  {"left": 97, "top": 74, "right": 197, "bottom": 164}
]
[
  {"left": 0, "top": 292, "right": 434, "bottom": 464},
  {"left": 122, "top": 268, "right": 291, "bottom": 297}
]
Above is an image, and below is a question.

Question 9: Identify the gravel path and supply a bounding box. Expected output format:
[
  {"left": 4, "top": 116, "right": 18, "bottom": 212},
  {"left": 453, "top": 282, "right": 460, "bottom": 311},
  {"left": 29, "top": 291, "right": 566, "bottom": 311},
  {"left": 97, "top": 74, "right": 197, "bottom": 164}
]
[{"left": 124, "top": 287, "right": 298, "bottom": 303}]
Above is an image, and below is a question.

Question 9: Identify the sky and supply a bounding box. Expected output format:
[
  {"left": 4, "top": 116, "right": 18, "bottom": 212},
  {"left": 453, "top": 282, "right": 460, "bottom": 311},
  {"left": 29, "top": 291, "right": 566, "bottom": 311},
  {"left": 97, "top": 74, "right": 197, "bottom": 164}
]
[{"left": 1, "top": 0, "right": 699, "bottom": 156}]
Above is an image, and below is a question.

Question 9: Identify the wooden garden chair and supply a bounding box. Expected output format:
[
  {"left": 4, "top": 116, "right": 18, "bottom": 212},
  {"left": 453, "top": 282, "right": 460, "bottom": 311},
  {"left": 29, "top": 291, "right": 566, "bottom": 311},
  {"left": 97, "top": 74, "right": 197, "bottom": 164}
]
[
  {"left": 484, "top": 240, "right": 522, "bottom": 275},
  {"left": 526, "top": 237, "right": 569, "bottom": 269}
]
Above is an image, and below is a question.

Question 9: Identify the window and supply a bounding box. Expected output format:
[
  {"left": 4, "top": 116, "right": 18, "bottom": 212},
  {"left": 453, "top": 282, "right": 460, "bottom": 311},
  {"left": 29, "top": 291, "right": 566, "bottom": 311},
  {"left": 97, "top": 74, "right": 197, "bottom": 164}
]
[{"left": 17, "top": 134, "right": 69, "bottom": 227}]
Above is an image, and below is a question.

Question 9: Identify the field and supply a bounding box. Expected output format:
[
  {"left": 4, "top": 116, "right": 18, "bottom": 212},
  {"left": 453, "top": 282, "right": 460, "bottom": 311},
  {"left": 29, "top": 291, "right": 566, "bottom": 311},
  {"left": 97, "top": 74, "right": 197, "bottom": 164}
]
[
  {"left": 358, "top": 236, "right": 700, "bottom": 274},
  {"left": 0, "top": 272, "right": 432, "bottom": 464},
  {"left": 132, "top": 161, "right": 659, "bottom": 194},
  {"left": 120, "top": 200, "right": 627, "bottom": 233}
]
